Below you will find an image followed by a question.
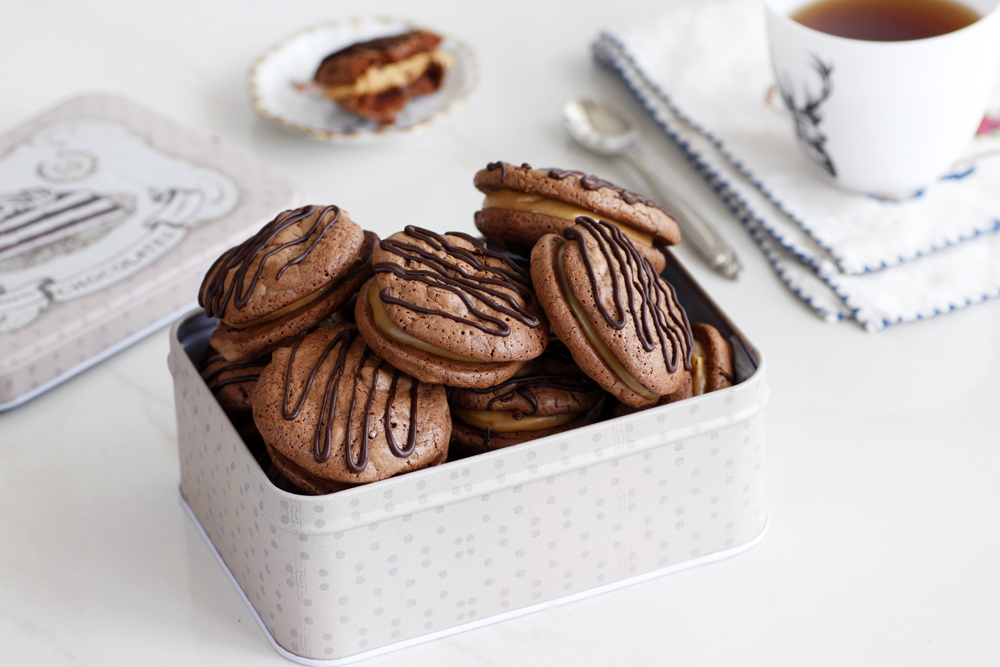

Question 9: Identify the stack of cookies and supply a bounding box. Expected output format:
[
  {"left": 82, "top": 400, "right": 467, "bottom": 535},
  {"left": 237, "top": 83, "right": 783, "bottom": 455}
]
[{"left": 195, "top": 161, "right": 736, "bottom": 495}]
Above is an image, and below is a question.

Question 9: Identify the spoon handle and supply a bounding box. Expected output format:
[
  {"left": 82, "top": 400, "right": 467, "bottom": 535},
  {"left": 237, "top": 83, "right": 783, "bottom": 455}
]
[{"left": 624, "top": 149, "right": 741, "bottom": 280}]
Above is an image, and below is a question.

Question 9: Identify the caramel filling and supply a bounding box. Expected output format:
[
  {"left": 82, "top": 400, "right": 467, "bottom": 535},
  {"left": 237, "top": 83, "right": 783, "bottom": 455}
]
[
  {"left": 322, "top": 50, "right": 454, "bottom": 100},
  {"left": 222, "top": 279, "right": 337, "bottom": 330},
  {"left": 556, "top": 246, "right": 658, "bottom": 401},
  {"left": 483, "top": 190, "right": 654, "bottom": 247},
  {"left": 452, "top": 407, "right": 579, "bottom": 433},
  {"left": 368, "top": 280, "right": 480, "bottom": 363},
  {"left": 691, "top": 339, "right": 707, "bottom": 396}
]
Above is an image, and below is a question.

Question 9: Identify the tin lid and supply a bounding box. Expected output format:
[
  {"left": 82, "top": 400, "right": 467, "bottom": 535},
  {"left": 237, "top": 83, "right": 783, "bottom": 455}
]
[{"left": 0, "top": 93, "right": 299, "bottom": 410}]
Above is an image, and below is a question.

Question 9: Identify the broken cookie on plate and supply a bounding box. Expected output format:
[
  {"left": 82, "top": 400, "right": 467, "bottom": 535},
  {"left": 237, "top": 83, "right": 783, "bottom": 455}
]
[
  {"left": 314, "top": 29, "right": 454, "bottom": 126},
  {"left": 249, "top": 18, "right": 478, "bottom": 141}
]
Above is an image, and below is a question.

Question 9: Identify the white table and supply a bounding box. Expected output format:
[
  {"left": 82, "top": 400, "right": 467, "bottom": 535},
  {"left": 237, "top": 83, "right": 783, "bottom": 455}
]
[{"left": 3, "top": 0, "right": 999, "bottom": 665}]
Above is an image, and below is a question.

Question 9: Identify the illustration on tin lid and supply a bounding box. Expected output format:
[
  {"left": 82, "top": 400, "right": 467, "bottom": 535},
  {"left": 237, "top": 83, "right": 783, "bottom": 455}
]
[{"left": 0, "top": 118, "right": 240, "bottom": 333}]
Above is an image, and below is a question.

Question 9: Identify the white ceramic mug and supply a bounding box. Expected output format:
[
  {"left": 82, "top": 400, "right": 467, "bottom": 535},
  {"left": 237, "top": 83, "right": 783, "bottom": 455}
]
[{"left": 764, "top": 0, "right": 1000, "bottom": 195}]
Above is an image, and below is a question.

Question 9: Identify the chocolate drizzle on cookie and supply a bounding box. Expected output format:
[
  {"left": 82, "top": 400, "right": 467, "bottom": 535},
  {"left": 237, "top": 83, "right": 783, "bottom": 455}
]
[
  {"left": 564, "top": 217, "right": 692, "bottom": 373},
  {"left": 546, "top": 168, "right": 663, "bottom": 210},
  {"left": 383, "top": 364, "right": 419, "bottom": 457},
  {"left": 199, "top": 205, "right": 343, "bottom": 317},
  {"left": 280, "top": 327, "right": 420, "bottom": 472},
  {"left": 486, "top": 161, "right": 533, "bottom": 183},
  {"left": 470, "top": 372, "right": 598, "bottom": 416},
  {"left": 200, "top": 353, "right": 266, "bottom": 392},
  {"left": 483, "top": 161, "right": 662, "bottom": 210},
  {"left": 486, "top": 161, "right": 508, "bottom": 181},
  {"left": 373, "top": 225, "right": 540, "bottom": 336}
]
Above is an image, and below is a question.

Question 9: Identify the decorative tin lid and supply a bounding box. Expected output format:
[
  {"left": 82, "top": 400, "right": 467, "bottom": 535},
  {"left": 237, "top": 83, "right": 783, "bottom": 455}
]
[{"left": 0, "top": 93, "right": 299, "bottom": 410}]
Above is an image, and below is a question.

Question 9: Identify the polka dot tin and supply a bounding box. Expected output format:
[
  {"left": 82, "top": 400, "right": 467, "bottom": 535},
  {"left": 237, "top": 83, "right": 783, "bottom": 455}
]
[{"left": 168, "top": 251, "right": 768, "bottom": 664}]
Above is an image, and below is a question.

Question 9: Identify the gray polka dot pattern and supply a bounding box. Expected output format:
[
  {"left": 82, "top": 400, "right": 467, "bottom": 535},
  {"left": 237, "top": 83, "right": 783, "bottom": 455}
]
[{"left": 171, "top": 316, "right": 768, "bottom": 662}]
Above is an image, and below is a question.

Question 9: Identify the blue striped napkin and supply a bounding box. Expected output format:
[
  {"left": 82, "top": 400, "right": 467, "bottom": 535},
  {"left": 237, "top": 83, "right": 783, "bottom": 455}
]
[{"left": 595, "top": 0, "right": 1000, "bottom": 331}]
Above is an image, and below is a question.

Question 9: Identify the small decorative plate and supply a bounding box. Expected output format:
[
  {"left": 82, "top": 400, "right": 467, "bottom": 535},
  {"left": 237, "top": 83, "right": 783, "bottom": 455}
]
[{"left": 249, "top": 17, "right": 479, "bottom": 143}]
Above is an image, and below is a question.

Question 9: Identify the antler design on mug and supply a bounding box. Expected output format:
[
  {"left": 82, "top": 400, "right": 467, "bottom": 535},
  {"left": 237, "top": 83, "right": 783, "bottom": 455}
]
[{"left": 779, "top": 55, "right": 837, "bottom": 178}]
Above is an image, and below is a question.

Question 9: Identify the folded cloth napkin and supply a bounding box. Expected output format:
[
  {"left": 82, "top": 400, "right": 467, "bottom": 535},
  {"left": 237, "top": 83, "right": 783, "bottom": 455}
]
[{"left": 595, "top": 0, "right": 1000, "bottom": 331}]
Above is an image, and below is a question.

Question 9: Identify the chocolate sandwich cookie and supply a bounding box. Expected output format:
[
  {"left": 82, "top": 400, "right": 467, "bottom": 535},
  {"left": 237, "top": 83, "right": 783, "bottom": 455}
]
[
  {"left": 473, "top": 161, "right": 680, "bottom": 272},
  {"left": 258, "top": 451, "right": 313, "bottom": 495},
  {"left": 253, "top": 325, "right": 450, "bottom": 488},
  {"left": 664, "top": 322, "right": 734, "bottom": 402},
  {"left": 531, "top": 216, "right": 694, "bottom": 408},
  {"left": 447, "top": 341, "right": 606, "bottom": 456},
  {"left": 200, "top": 349, "right": 271, "bottom": 458},
  {"left": 314, "top": 30, "right": 453, "bottom": 125},
  {"left": 200, "top": 350, "right": 270, "bottom": 423},
  {"left": 613, "top": 322, "right": 735, "bottom": 417},
  {"left": 263, "top": 440, "right": 358, "bottom": 496},
  {"left": 356, "top": 226, "right": 549, "bottom": 388},
  {"left": 199, "top": 205, "right": 378, "bottom": 362}
]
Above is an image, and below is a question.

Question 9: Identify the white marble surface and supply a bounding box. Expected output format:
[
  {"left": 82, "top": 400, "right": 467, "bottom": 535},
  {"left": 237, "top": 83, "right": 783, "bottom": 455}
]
[{"left": 2, "top": 0, "right": 1000, "bottom": 665}]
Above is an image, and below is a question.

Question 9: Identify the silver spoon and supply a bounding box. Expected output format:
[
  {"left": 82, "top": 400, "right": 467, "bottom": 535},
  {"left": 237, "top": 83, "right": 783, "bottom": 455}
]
[{"left": 562, "top": 97, "right": 741, "bottom": 279}]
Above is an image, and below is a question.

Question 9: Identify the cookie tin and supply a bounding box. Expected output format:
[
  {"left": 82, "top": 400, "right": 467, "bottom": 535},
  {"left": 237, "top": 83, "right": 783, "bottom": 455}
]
[
  {"left": 0, "top": 93, "right": 298, "bottom": 410},
  {"left": 168, "top": 250, "right": 768, "bottom": 664}
]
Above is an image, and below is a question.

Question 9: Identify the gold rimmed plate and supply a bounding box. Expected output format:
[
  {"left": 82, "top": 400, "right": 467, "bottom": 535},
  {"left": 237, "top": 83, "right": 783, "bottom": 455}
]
[{"left": 249, "top": 17, "right": 479, "bottom": 143}]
